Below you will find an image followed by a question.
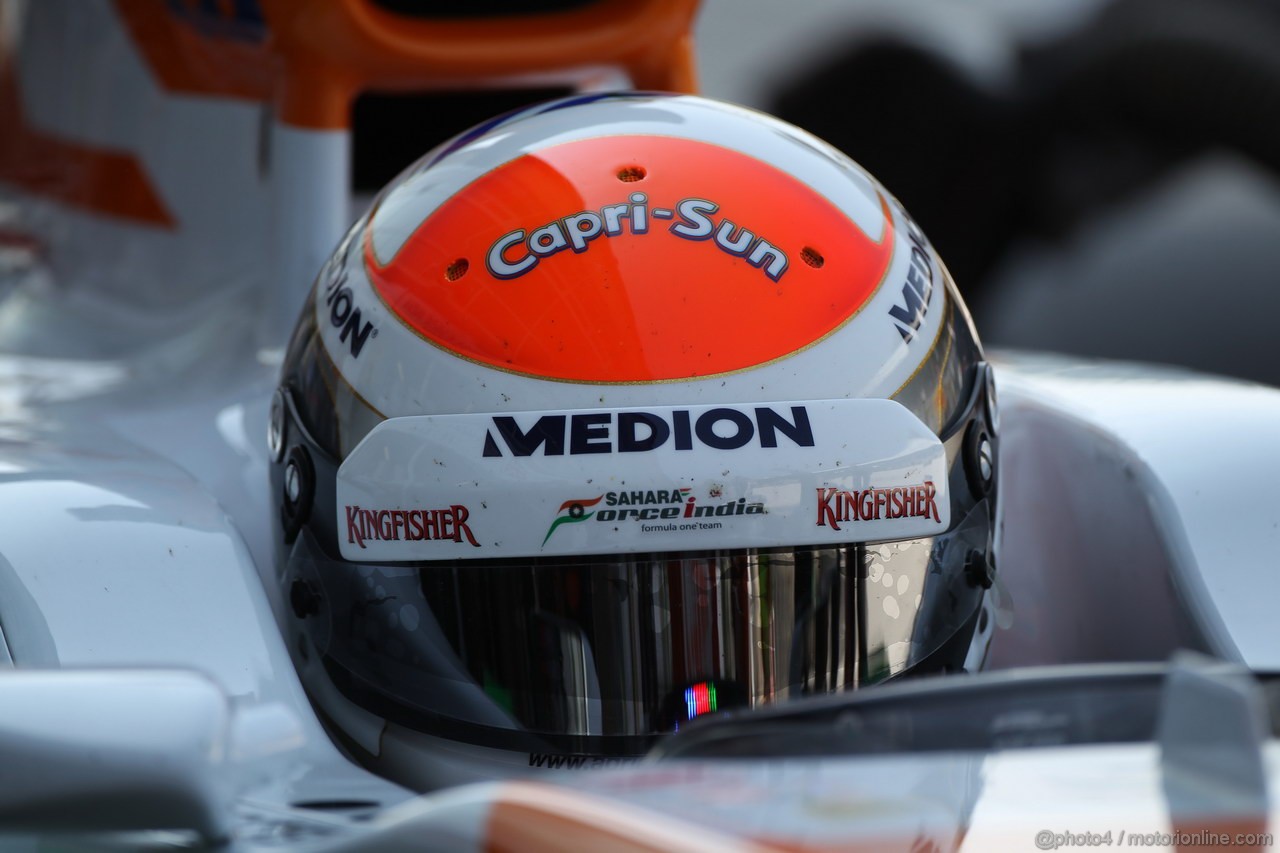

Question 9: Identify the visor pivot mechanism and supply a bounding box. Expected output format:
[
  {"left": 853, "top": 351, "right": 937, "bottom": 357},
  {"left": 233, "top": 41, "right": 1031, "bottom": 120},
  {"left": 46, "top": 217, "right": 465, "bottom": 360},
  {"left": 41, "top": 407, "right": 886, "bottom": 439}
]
[
  {"left": 281, "top": 446, "right": 315, "bottom": 543},
  {"left": 964, "top": 423, "right": 997, "bottom": 499},
  {"left": 290, "top": 578, "right": 321, "bottom": 619},
  {"left": 964, "top": 549, "right": 995, "bottom": 589}
]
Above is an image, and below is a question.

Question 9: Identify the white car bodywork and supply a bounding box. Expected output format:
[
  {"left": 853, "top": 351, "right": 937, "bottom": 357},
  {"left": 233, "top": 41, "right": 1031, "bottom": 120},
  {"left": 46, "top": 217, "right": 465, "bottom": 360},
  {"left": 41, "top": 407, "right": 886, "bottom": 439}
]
[
  {"left": 0, "top": 1, "right": 1277, "bottom": 846},
  {"left": 0, "top": 336, "right": 1275, "bottom": 848}
]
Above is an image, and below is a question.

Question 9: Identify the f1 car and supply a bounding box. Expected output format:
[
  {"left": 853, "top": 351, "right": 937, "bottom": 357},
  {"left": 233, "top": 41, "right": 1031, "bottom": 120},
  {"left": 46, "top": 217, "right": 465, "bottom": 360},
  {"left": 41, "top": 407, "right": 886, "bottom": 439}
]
[{"left": 0, "top": 1, "right": 1276, "bottom": 850}]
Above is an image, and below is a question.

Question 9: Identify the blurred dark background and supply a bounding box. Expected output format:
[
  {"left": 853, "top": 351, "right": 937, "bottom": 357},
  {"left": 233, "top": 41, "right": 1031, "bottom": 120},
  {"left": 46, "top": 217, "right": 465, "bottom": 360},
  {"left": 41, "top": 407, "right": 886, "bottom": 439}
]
[{"left": 707, "top": 0, "right": 1280, "bottom": 387}]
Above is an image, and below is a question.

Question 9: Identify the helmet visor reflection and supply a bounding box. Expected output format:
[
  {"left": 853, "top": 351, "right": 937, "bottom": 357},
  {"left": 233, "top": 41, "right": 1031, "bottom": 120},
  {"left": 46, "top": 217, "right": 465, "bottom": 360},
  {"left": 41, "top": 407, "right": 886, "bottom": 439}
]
[
  {"left": 287, "top": 496, "right": 990, "bottom": 756},
  {"left": 290, "top": 532, "right": 860, "bottom": 753}
]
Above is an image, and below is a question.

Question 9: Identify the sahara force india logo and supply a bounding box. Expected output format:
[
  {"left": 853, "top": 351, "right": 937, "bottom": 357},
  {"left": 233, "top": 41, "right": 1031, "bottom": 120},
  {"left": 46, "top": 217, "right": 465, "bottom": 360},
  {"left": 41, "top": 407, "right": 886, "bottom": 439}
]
[
  {"left": 543, "top": 488, "right": 766, "bottom": 545},
  {"left": 485, "top": 193, "right": 790, "bottom": 283}
]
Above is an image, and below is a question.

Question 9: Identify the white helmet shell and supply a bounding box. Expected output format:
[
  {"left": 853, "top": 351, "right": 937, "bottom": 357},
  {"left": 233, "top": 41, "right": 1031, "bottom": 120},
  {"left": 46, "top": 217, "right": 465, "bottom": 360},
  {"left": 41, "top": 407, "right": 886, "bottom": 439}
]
[{"left": 272, "top": 93, "right": 995, "bottom": 791}]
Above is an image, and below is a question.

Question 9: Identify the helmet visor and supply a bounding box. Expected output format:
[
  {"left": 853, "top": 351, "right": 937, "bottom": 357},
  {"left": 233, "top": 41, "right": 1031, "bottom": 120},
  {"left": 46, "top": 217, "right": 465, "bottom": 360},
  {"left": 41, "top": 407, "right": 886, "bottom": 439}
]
[{"left": 286, "top": 497, "right": 990, "bottom": 755}]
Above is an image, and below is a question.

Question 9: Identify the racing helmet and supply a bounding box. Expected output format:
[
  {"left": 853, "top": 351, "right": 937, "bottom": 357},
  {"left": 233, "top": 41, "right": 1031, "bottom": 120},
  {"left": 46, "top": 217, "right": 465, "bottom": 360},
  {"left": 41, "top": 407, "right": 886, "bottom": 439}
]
[{"left": 269, "top": 93, "right": 998, "bottom": 789}]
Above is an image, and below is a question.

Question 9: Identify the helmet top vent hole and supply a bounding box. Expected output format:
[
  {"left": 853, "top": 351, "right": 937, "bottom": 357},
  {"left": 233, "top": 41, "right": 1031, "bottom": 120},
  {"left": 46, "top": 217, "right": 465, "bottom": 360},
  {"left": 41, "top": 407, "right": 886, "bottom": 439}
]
[
  {"left": 801, "top": 247, "right": 825, "bottom": 269},
  {"left": 616, "top": 165, "right": 647, "bottom": 182},
  {"left": 445, "top": 258, "right": 469, "bottom": 281}
]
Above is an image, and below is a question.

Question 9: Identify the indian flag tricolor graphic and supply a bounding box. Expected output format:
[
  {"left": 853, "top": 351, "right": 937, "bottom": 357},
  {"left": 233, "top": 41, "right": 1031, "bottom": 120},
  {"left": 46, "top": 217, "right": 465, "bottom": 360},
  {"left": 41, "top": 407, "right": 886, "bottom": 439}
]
[{"left": 542, "top": 495, "right": 605, "bottom": 545}]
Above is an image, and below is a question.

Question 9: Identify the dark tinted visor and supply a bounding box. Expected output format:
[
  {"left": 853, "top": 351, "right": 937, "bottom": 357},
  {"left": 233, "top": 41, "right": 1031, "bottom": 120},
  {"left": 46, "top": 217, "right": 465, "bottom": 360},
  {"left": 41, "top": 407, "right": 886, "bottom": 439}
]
[{"left": 286, "top": 499, "right": 988, "bottom": 755}]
